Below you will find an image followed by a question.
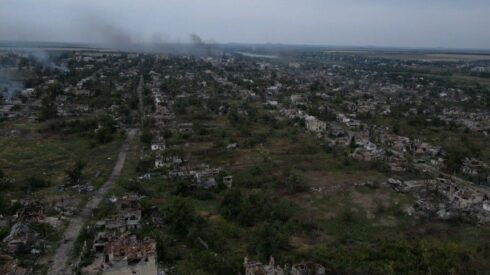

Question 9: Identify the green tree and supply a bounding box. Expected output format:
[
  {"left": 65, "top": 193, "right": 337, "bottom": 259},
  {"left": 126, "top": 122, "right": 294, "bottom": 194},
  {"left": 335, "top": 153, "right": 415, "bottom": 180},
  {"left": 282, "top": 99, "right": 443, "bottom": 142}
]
[
  {"left": 164, "top": 198, "right": 195, "bottom": 236},
  {"left": 445, "top": 147, "right": 465, "bottom": 173},
  {"left": 65, "top": 160, "right": 86, "bottom": 185},
  {"left": 251, "top": 223, "right": 288, "bottom": 262},
  {"left": 349, "top": 136, "right": 357, "bottom": 151},
  {"left": 285, "top": 170, "right": 308, "bottom": 193},
  {"left": 140, "top": 128, "right": 153, "bottom": 147},
  {"left": 95, "top": 115, "right": 117, "bottom": 144},
  {"left": 219, "top": 189, "right": 243, "bottom": 220},
  {"left": 174, "top": 178, "right": 190, "bottom": 197},
  {"left": 393, "top": 123, "right": 400, "bottom": 134},
  {"left": 38, "top": 85, "right": 62, "bottom": 121}
]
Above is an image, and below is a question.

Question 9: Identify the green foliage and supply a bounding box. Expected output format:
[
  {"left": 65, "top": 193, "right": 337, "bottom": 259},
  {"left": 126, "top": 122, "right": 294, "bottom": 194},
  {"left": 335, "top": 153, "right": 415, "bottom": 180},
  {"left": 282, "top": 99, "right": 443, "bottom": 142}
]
[
  {"left": 174, "top": 97, "right": 201, "bottom": 114},
  {"left": 25, "top": 176, "right": 50, "bottom": 191},
  {"left": 65, "top": 160, "right": 86, "bottom": 186},
  {"left": 284, "top": 170, "right": 309, "bottom": 193},
  {"left": 0, "top": 196, "right": 8, "bottom": 215},
  {"left": 349, "top": 136, "right": 356, "bottom": 151},
  {"left": 121, "top": 180, "right": 149, "bottom": 196},
  {"left": 236, "top": 163, "right": 275, "bottom": 188},
  {"left": 393, "top": 123, "right": 400, "bottom": 134},
  {"left": 249, "top": 223, "right": 289, "bottom": 262},
  {"left": 30, "top": 223, "right": 58, "bottom": 242},
  {"left": 218, "top": 189, "right": 242, "bottom": 220},
  {"left": 174, "top": 178, "right": 191, "bottom": 196},
  {"left": 135, "top": 158, "right": 153, "bottom": 174},
  {"left": 94, "top": 115, "right": 117, "bottom": 144},
  {"left": 193, "top": 122, "right": 209, "bottom": 136},
  {"left": 54, "top": 118, "right": 97, "bottom": 135},
  {"left": 219, "top": 190, "right": 294, "bottom": 226},
  {"left": 140, "top": 128, "right": 153, "bottom": 146},
  {"left": 164, "top": 198, "right": 196, "bottom": 236},
  {"left": 50, "top": 115, "right": 117, "bottom": 145},
  {"left": 228, "top": 110, "right": 241, "bottom": 125},
  {"left": 445, "top": 146, "right": 466, "bottom": 173},
  {"left": 5, "top": 201, "right": 22, "bottom": 216},
  {"left": 312, "top": 239, "right": 481, "bottom": 274},
  {"left": 75, "top": 226, "right": 96, "bottom": 262},
  {"left": 38, "top": 85, "right": 61, "bottom": 121},
  {"left": 177, "top": 249, "right": 241, "bottom": 274},
  {"left": 162, "top": 129, "right": 173, "bottom": 139},
  {"left": 0, "top": 227, "right": 9, "bottom": 241}
]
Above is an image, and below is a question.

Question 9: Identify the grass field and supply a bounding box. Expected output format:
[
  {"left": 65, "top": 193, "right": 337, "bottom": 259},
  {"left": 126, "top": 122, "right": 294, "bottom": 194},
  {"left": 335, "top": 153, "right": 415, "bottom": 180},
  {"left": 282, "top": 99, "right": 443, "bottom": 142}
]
[
  {"left": 0, "top": 119, "right": 123, "bottom": 198},
  {"left": 324, "top": 50, "right": 490, "bottom": 62}
]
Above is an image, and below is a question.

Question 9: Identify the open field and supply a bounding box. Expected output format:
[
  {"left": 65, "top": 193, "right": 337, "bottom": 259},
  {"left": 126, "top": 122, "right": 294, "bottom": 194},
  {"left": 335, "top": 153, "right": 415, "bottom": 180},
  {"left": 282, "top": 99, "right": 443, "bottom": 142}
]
[
  {"left": 324, "top": 50, "right": 490, "bottom": 62},
  {"left": 0, "top": 119, "right": 123, "bottom": 197}
]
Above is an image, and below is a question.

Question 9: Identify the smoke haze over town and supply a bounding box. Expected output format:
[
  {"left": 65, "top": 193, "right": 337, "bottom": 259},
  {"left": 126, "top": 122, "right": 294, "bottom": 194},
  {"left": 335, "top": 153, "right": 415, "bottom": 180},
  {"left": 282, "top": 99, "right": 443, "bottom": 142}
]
[{"left": 1, "top": 0, "right": 490, "bottom": 49}]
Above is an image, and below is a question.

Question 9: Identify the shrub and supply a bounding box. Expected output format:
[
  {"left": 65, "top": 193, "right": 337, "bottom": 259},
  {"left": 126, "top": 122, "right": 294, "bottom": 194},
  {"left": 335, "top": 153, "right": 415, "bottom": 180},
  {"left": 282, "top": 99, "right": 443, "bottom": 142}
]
[
  {"left": 25, "top": 176, "right": 50, "bottom": 190},
  {"left": 285, "top": 170, "right": 309, "bottom": 193}
]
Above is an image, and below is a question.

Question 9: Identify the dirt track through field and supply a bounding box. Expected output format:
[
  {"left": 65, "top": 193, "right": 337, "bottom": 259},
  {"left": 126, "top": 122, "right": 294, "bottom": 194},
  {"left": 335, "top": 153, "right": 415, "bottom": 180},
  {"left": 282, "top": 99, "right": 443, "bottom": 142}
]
[{"left": 48, "top": 128, "right": 137, "bottom": 275}]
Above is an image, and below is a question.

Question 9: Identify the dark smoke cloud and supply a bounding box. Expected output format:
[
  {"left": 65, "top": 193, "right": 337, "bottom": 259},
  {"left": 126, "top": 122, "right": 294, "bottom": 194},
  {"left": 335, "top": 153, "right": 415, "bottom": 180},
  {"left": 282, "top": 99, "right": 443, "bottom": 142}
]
[
  {"left": 190, "top": 34, "right": 204, "bottom": 46},
  {"left": 75, "top": 13, "right": 135, "bottom": 48},
  {"left": 189, "top": 33, "right": 219, "bottom": 56}
]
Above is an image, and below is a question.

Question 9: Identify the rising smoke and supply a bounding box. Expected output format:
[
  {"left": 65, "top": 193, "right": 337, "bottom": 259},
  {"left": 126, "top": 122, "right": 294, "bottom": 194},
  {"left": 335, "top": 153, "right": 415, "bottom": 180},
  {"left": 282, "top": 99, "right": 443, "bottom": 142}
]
[{"left": 28, "top": 50, "right": 69, "bottom": 72}]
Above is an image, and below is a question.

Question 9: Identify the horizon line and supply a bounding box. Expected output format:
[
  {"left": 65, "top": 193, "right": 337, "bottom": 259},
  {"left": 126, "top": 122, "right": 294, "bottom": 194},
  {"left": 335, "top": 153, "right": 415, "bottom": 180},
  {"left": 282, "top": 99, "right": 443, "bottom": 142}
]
[{"left": 1, "top": 40, "right": 490, "bottom": 54}]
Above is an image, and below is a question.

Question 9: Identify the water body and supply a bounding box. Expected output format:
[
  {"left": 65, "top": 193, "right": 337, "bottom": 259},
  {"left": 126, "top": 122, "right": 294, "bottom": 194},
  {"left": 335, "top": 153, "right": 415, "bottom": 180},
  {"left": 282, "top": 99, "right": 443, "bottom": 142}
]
[{"left": 235, "top": 51, "right": 278, "bottom": 59}]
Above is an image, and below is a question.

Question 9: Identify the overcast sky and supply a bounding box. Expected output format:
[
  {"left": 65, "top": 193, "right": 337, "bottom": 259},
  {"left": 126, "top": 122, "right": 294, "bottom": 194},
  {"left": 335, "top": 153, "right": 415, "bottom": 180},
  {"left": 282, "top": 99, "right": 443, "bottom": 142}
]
[{"left": 1, "top": 0, "right": 489, "bottom": 49}]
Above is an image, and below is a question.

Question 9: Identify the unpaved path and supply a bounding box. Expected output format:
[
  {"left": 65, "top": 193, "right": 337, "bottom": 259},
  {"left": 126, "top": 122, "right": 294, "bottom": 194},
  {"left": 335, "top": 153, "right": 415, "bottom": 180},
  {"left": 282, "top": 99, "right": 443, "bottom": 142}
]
[
  {"left": 137, "top": 76, "right": 144, "bottom": 125},
  {"left": 48, "top": 128, "right": 137, "bottom": 275}
]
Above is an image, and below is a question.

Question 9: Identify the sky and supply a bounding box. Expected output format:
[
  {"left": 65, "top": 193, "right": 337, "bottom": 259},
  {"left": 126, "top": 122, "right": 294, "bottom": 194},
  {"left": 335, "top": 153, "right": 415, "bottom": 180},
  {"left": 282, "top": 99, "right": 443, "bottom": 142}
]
[{"left": 1, "top": 0, "right": 490, "bottom": 49}]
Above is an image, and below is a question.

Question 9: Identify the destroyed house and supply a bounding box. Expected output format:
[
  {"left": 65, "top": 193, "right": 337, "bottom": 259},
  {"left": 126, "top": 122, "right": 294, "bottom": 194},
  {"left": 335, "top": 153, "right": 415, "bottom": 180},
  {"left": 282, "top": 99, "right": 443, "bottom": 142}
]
[
  {"left": 87, "top": 233, "right": 158, "bottom": 275},
  {"left": 150, "top": 142, "right": 166, "bottom": 151},
  {"left": 305, "top": 115, "right": 326, "bottom": 133},
  {"left": 97, "top": 210, "right": 142, "bottom": 233},
  {"left": 15, "top": 201, "right": 45, "bottom": 223}
]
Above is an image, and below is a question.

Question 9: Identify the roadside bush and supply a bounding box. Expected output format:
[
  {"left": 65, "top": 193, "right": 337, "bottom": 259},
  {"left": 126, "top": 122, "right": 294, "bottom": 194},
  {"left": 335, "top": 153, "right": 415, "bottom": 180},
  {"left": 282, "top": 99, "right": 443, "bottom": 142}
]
[
  {"left": 136, "top": 158, "right": 153, "bottom": 174},
  {"left": 25, "top": 176, "right": 50, "bottom": 191},
  {"left": 140, "top": 128, "right": 153, "bottom": 147}
]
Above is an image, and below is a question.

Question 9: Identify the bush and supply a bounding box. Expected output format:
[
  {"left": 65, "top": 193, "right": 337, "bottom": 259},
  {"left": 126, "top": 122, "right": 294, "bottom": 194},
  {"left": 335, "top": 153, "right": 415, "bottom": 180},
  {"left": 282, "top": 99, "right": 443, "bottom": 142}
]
[
  {"left": 140, "top": 128, "right": 153, "bottom": 146},
  {"left": 176, "top": 249, "right": 241, "bottom": 275},
  {"left": 249, "top": 223, "right": 289, "bottom": 262},
  {"left": 136, "top": 158, "right": 153, "bottom": 174},
  {"left": 219, "top": 190, "right": 295, "bottom": 226},
  {"left": 285, "top": 170, "right": 309, "bottom": 193},
  {"left": 25, "top": 176, "right": 50, "bottom": 191},
  {"left": 164, "top": 198, "right": 196, "bottom": 236},
  {"left": 94, "top": 115, "right": 117, "bottom": 144},
  {"left": 121, "top": 180, "right": 149, "bottom": 195},
  {"left": 173, "top": 178, "right": 191, "bottom": 196},
  {"left": 312, "top": 239, "right": 480, "bottom": 274},
  {"left": 65, "top": 160, "right": 86, "bottom": 186}
]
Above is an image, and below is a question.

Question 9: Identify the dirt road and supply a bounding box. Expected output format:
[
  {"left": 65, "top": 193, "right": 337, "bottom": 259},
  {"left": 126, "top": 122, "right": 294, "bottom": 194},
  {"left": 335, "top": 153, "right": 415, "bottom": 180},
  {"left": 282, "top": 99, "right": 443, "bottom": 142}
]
[
  {"left": 48, "top": 128, "right": 137, "bottom": 275},
  {"left": 137, "top": 76, "right": 144, "bottom": 125}
]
